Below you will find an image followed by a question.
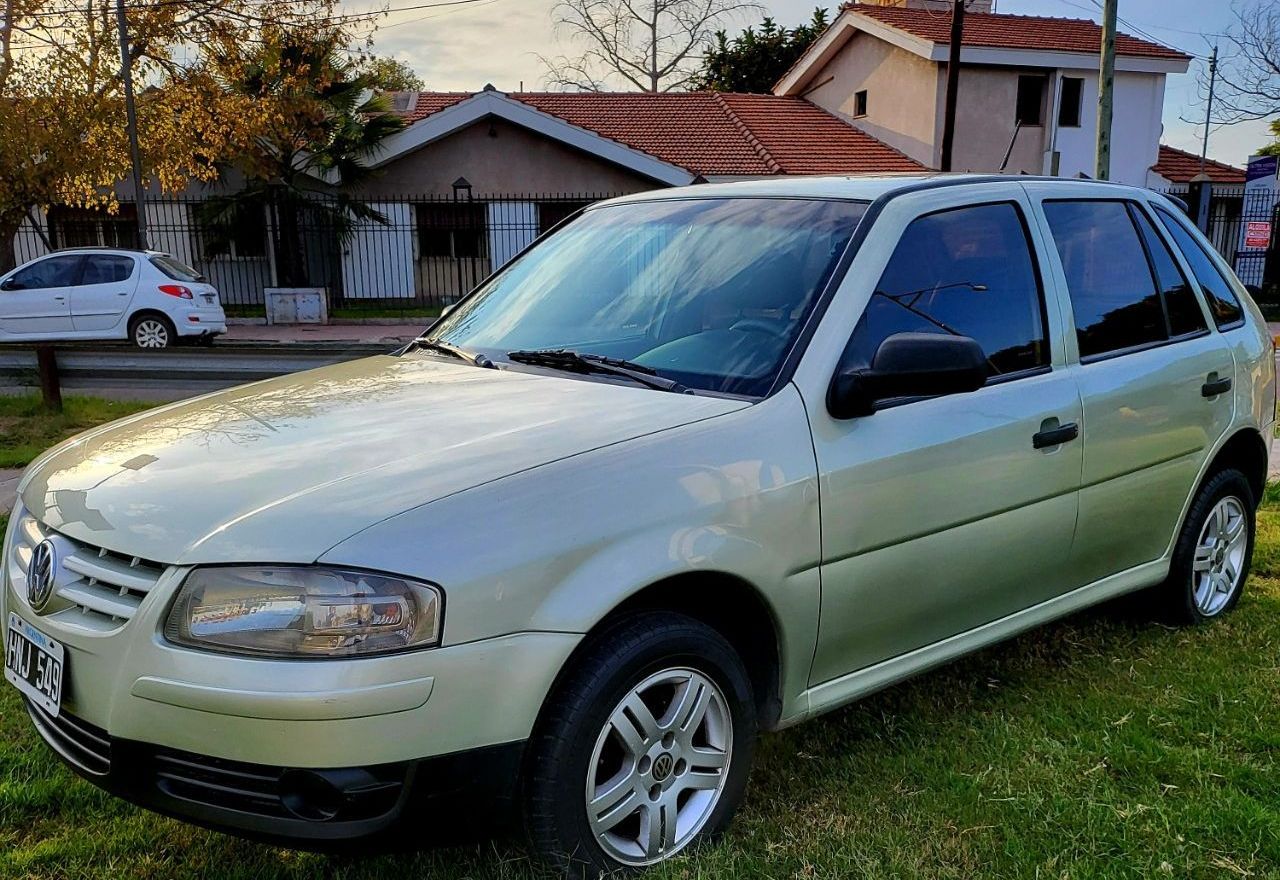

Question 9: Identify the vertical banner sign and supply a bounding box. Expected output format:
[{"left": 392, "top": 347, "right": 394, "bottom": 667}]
[{"left": 1238, "top": 156, "right": 1280, "bottom": 287}]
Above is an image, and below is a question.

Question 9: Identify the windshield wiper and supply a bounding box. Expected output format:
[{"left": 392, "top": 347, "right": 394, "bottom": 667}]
[
  {"left": 507, "top": 349, "right": 687, "bottom": 393},
  {"left": 406, "top": 337, "right": 494, "bottom": 368}
]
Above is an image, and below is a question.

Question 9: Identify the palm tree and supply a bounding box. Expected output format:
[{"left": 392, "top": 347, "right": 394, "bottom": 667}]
[{"left": 199, "top": 31, "right": 405, "bottom": 288}]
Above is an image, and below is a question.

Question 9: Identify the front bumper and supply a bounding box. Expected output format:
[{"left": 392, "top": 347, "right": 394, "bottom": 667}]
[{"left": 26, "top": 698, "right": 525, "bottom": 849}]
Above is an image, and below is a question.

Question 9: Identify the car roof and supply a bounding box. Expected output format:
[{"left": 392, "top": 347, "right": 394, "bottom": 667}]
[
  {"left": 50, "top": 247, "right": 165, "bottom": 256},
  {"left": 594, "top": 173, "right": 1151, "bottom": 208}
]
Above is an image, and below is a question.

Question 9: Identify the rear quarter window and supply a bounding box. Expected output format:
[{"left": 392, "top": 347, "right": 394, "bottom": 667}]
[
  {"left": 1152, "top": 206, "right": 1245, "bottom": 330},
  {"left": 150, "top": 254, "right": 203, "bottom": 283}
]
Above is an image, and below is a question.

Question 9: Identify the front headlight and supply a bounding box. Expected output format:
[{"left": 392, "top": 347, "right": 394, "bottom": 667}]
[{"left": 164, "top": 566, "right": 443, "bottom": 658}]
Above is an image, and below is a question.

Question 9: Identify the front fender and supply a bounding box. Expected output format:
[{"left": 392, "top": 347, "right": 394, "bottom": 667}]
[{"left": 320, "top": 385, "right": 822, "bottom": 720}]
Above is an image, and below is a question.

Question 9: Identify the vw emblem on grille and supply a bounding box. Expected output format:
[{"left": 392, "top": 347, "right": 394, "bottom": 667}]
[{"left": 27, "top": 539, "right": 57, "bottom": 612}]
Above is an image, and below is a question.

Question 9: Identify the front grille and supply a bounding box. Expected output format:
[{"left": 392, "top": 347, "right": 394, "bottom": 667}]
[
  {"left": 154, "top": 749, "right": 291, "bottom": 818},
  {"left": 26, "top": 699, "right": 112, "bottom": 776},
  {"left": 9, "top": 505, "right": 167, "bottom": 633}
]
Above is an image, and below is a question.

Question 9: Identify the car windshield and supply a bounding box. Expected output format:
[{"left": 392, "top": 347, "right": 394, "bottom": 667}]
[
  {"left": 150, "top": 254, "right": 203, "bottom": 282},
  {"left": 424, "top": 197, "right": 868, "bottom": 397}
]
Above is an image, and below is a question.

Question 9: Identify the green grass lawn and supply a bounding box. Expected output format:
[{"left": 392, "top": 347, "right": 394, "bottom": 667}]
[
  {"left": 1, "top": 486, "right": 1278, "bottom": 876},
  {"left": 0, "top": 395, "right": 156, "bottom": 470}
]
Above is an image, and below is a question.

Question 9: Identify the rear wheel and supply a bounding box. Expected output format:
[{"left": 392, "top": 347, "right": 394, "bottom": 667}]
[
  {"left": 1156, "top": 468, "right": 1255, "bottom": 624},
  {"left": 129, "top": 314, "right": 175, "bottom": 349},
  {"left": 525, "top": 612, "right": 756, "bottom": 876}
]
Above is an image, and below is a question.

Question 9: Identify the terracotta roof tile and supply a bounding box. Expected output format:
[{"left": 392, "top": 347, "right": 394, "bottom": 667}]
[
  {"left": 395, "top": 90, "right": 927, "bottom": 176},
  {"left": 1151, "top": 144, "right": 1246, "bottom": 184},
  {"left": 845, "top": 3, "right": 1190, "bottom": 61}
]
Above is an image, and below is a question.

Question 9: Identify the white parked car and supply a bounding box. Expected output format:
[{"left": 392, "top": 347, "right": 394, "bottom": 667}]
[
  {"left": 0, "top": 248, "right": 227, "bottom": 348},
  {"left": 2, "top": 176, "right": 1274, "bottom": 875}
]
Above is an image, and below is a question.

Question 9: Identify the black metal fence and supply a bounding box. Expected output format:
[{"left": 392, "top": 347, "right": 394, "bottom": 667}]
[
  {"left": 1164, "top": 185, "right": 1280, "bottom": 304},
  {"left": 12, "top": 192, "right": 622, "bottom": 318}
]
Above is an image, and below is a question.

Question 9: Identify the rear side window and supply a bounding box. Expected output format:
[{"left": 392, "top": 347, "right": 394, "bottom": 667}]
[
  {"left": 150, "top": 254, "right": 203, "bottom": 283},
  {"left": 1153, "top": 206, "right": 1244, "bottom": 329},
  {"left": 79, "top": 254, "right": 134, "bottom": 285},
  {"left": 1130, "top": 209, "right": 1206, "bottom": 338},
  {"left": 1043, "top": 200, "right": 1198, "bottom": 360},
  {"left": 844, "top": 202, "right": 1049, "bottom": 379}
]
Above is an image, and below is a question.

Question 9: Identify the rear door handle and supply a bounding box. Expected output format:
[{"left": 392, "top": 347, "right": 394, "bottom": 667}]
[
  {"left": 1201, "top": 374, "right": 1232, "bottom": 398},
  {"left": 1033, "top": 422, "right": 1079, "bottom": 449}
]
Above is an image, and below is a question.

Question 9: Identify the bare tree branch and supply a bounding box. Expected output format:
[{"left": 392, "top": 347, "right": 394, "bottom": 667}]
[
  {"left": 1195, "top": 0, "right": 1280, "bottom": 125},
  {"left": 542, "top": 0, "right": 761, "bottom": 92}
]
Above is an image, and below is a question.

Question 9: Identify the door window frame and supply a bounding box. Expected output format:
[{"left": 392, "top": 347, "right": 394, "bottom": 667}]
[
  {"left": 1040, "top": 197, "right": 1213, "bottom": 366},
  {"left": 1, "top": 254, "right": 86, "bottom": 291},
  {"left": 834, "top": 198, "right": 1055, "bottom": 413},
  {"left": 1150, "top": 203, "right": 1246, "bottom": 333}
]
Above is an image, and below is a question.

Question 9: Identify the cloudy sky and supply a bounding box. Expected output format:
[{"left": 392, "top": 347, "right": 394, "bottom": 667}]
[{"left": 353, "top": 0, "right": 1272, "bottom": 167}]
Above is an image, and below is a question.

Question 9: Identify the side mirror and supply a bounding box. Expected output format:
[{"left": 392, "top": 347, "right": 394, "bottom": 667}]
[
  {"left": 0, "top": 278, "right": 15, "bottom": 291},
  {"left": 827, "top": 332, "right": 988, "bottom": 419}
]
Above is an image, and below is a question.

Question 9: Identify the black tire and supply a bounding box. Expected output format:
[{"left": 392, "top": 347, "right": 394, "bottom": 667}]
[
  {"left": 128, "top": 313, "right": 175, "bottom": 349},
  {"left": 1155, "top": 467, "right": 1255, "bottom": 625},
  {"left": 524, "top": 612, "right": 757, "bottom": 877}
]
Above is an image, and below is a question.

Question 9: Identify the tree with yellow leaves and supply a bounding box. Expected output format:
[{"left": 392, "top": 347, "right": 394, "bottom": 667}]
[{"left": 0, "top": 0, "right": 363, "bottom": 272}]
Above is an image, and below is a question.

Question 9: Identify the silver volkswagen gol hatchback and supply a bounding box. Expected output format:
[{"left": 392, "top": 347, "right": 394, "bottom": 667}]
[{"left": 4, "top": 176, "right": 1274, "bottom": 875}]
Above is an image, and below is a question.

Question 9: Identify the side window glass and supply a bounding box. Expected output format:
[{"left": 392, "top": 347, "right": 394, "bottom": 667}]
[
  {"left": 1130, "top": 206, "right": 1206, "bottom": 338},
  {"left": 80, "top": 255, "right": 135, "bottom": 285},
  {"left": 4, "top": 255, "right": 81, "bottom": 291},
  {"left": 845, "top": 202, "right": 1049, "bottom": 379},
  {"left": 1042, "top": 200, "right": 1166, "bottom": 359},
  {"left": 1154, "top": 206, "right": 1244, "bottom": 329}
]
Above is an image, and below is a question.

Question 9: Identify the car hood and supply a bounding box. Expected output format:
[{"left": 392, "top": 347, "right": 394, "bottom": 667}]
[{"left": 19, "top": 354, "right": 748, "bottom": 564}]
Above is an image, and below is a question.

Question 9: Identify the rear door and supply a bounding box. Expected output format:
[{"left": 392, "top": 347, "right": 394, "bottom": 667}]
[
  {"left": 1029, "top": 190, "right": 1235, "bottom": 586},
  {"left": 805, "top": 188, "right": 1085, "bottom": 684},
  {"left": 70, "top": 253, "right": 138, "bottom": 332},
  {"left": 0, "top": 255, "right": 81, "bottom": 337}
]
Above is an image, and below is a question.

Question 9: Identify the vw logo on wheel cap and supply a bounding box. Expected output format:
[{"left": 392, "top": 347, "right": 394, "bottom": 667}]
[{"left": 27, "top": 539, "right": 58, "bottom": 612}]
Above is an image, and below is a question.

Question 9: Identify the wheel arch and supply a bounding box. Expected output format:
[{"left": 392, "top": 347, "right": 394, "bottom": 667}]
[
  {"left": 127, "top": 309, "right": 176, "bottom": 332},
  {"left": 1204, "top": 427, "right": 1268, "bottom": 508},
  {"left": 535, "top": 571, "right": 786, "bottom": 736}
]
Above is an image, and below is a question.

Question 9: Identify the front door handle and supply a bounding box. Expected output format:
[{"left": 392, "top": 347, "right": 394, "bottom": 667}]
[
  {"left": 1201, "top": 373, "right": 1232, "bottom": 398},
  {"left": 1033, "top": 422, "right": 1079, "bottom": 449}
]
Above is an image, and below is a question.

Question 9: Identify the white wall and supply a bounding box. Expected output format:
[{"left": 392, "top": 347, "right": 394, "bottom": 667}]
[
  {"left": 1050, "top": 69, "right": 1165, "bottom": 187},
  {"left": 342, "top": 202, "right": 416, "bottom": 299}
]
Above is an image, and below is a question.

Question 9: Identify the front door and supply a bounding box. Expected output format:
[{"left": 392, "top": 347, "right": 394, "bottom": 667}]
[
  {"left": 806, "top": 193, "right": 1084, "bottom": 685},
  {"left": 70, "top": 253, "right": 138, "bottom": 332},
  {"left": 0, "top": 254, "right": 81, "bottom": 337},
  {"left": 1031, "top": 194, "right": 1236, "bottom": 585}
]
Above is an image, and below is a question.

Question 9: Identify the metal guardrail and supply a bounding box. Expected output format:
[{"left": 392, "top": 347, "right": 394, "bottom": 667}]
[{"left": 0, "top": 342, "right": 395, "bottom": 392}]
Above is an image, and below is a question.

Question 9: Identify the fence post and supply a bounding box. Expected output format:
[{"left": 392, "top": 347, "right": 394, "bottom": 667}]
[
  {"left": 1188, "top": 179, "right": 1212, "bottom": 233},
  {"left": 35, "top": 345, "right": 62, "bottom": 413}
]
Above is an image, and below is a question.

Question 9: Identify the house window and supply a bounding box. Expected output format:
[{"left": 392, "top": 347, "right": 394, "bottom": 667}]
[
  {"left": 853, "top": 90, "right": 868, "bottom": 117},
  {"left": 48, "top": 205, "right": 139, "bottom": 249},
  {"left": 1015, "top": 75, "right": 1046, "bottom": 126},
  {"left": 190, "top": 204, "right": 267, "bottom": 260},
  {"left": 417, "top": 203, "right": 487, "bottom": 259},
  {"left": 538, "top": 201, "right": 589, "bottom": 235},
  {"left": 1058, "top": 77, "right": 1083, "bottom": 128}
]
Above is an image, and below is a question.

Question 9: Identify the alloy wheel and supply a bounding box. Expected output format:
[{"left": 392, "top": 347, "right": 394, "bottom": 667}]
[
  {"left": 1192, "top": 495, "right": 1247, "bottom": 617},
  {"left": 133, "top": 319, "right": 171, "bottom": 348},
  {"left": 585, "top": 667, "right": 733, "bottom": 866}
]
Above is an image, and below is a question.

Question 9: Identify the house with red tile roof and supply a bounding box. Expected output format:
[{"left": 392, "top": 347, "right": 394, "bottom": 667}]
[
  {"left": 1148, "top": 144, "right": 1247, "bottom": 190},
  {"left": 774, "top": 0, "right": 1190, "bottom": 185}
]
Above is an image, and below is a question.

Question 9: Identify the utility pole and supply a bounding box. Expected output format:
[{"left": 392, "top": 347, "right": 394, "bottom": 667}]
[
  {"left": 114, "top": 0, "right": 148, "bottom": 250},
  {"left": 1095, "top": 0, "right": 1117, "bottom": 180},
  {"left": 1199, "top": 44, "right": 1218, "bottom": 174},
  {"left": 939, "top": 0, "right": 965, "bottom": 172}
]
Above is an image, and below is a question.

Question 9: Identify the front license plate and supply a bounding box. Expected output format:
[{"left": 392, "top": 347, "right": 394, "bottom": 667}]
[{"left": 4, "top": 613, "right": 64, "bottom": 717}]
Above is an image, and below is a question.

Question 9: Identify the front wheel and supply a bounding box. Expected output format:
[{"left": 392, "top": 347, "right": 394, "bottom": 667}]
[
  {"left": 524, "top": 612, "right": 756, "bottom": 876},
  {"left": 1157, "top": 467, "right": 1255, "bottom": 624}
]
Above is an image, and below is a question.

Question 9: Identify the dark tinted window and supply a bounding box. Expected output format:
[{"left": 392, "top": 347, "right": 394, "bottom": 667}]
[
  {"left": 1058, "top": 77, "right": 1083, "bottom": 127},
  {"left": 418, "top": 204, "right": 486, "bottom": 259},
  {"left": 844, "top": 202, "right": 1048, "bottom": 378},
  {"left": 4, "top": 255, "right": 81, "bottom": 290},
  {"left": 1016, "top": 75, "right": 1045, "bottom": 125},
  {"left": 1131, "top": 208, "right": 1206, "bottom": 338},
  {"left": 150, "top": 254, "right": 202, "bottom": 282},
  {"left": 1154, "top": 206, "right": 1244, "bottom": 329},
  {"left": 1043, "top": 200, "right": 1166, "bottom": 359},
  {"left": 79, "top": 254, "right": 134, "bottom": 285}
]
